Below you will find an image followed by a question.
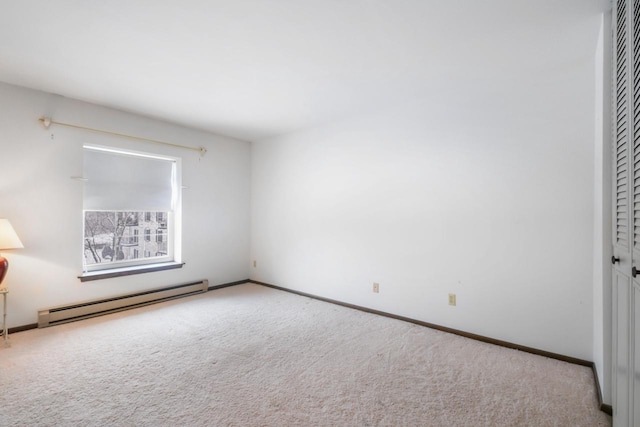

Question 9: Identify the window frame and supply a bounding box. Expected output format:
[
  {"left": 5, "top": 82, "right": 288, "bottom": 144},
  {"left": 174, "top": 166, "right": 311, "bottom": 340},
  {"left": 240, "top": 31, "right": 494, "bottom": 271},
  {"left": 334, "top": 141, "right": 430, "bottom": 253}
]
[{"left": 80, "top": 145, "right": 182, "bottom": 279}]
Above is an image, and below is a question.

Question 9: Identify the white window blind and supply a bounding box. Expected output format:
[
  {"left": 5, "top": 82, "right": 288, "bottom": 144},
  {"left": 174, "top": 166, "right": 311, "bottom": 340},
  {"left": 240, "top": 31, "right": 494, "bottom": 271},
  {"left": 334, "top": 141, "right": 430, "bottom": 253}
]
[{"left": 83, "top": 146, "right": 176, "bottom": 211}]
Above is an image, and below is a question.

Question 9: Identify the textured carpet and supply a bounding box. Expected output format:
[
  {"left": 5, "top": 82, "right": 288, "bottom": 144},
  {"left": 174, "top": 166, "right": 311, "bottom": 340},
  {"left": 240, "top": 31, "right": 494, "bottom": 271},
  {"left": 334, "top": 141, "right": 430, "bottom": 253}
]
[{"left": 0, "top": 283, "right": 610, "bottom": 426}]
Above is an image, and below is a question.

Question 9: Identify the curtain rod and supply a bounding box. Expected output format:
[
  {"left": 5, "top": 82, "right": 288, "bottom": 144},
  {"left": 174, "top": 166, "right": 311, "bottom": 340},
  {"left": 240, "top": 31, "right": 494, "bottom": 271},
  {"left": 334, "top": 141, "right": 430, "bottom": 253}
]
[{"left": 38, "top": 117, "right": 207, "bottom": 156}]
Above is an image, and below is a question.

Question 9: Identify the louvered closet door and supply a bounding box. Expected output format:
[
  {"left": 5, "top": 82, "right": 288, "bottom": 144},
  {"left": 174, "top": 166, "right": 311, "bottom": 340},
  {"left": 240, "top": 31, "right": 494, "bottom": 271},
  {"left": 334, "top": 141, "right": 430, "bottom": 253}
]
[
  {"left": 632, "top": 2, "right": 640, "bottom": 425},
  {"left": 613, "top": 1, "right": 640, "bottom": 425}
]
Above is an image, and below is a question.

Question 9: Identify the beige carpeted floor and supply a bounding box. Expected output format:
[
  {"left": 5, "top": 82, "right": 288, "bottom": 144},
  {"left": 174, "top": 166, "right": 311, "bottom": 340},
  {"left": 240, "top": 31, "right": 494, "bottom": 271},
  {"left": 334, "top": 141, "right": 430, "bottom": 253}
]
[{"left": 0, "top": 283, "right": 610, "bottom": 426}]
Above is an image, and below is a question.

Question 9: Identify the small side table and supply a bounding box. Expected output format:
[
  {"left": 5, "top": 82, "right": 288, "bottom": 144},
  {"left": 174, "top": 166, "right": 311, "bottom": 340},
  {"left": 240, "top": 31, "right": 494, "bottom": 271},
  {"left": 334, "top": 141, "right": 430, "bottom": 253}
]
[{"left": 0, "top": 288, "right": 7, "bottom": 346}]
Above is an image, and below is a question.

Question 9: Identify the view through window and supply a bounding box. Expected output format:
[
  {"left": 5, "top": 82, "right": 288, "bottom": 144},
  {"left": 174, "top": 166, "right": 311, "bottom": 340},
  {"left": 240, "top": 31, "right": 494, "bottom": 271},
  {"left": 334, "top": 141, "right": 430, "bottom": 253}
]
[{"left": 84, "top": 211, "right": 170, "bottom": 266}]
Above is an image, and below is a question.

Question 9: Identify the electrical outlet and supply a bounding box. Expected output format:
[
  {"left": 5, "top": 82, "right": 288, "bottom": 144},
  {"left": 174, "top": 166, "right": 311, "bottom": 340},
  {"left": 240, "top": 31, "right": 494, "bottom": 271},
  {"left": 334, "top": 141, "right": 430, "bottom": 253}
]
[
  {"left": 448, "top": 293, "right": 456, "bottom": 306},
  {"left": 373, "top": 282, "right": 380, "bottom": 293},
  {"left": 253, "top": 260, "right": 256, "bottom": 268}
]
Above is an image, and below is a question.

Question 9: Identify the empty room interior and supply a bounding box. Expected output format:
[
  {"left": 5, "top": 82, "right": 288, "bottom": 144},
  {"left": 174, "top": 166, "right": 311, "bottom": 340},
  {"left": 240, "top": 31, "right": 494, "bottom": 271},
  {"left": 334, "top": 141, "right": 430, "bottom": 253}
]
[{"left": 0, "top": 0, "right": 634, "bottom": 425}]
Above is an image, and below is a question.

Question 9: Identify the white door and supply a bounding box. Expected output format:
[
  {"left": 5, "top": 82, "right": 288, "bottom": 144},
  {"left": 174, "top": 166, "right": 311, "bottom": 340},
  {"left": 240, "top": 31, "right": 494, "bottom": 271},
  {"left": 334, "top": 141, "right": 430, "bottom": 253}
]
[{"left": 612, "top": 1, "right": 640, "bottom": 425}]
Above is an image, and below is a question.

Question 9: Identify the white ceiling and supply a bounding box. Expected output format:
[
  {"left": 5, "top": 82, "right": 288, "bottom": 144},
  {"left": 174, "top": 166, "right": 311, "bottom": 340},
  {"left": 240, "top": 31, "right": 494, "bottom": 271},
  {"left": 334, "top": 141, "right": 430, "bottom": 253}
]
[{"left": 0, "top": 0, "right": 609, "bottom": 142}]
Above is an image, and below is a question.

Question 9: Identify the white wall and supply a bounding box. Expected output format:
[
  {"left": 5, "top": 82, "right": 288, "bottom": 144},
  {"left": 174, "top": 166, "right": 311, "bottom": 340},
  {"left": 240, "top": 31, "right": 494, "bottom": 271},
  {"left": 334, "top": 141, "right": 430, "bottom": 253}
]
[
  {"left": 251, "top": 47, "right": 598, "bottom": 360},
  {"left": 593, "top": 12, "right": 613, "bottom": 404},
  {"left": 0, "top": 82, "right": 251, "bottom": 328}
]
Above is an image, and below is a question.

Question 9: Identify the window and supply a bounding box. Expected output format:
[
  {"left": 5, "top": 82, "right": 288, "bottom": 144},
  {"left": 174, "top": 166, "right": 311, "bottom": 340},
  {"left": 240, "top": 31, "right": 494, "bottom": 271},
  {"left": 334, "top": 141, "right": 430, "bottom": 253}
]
[
  {"left": 157, "top": 211, "right": 167, "bottom": 229},
  {"left": 82, "top": 145, "right": 181, "bottom": 274}
]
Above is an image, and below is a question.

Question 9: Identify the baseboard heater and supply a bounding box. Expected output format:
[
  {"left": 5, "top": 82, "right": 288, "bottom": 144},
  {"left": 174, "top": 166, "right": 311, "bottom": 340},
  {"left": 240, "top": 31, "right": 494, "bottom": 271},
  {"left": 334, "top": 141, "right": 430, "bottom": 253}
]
[{"left": 37, "top": 279, "right": 209, "bottom": 328}]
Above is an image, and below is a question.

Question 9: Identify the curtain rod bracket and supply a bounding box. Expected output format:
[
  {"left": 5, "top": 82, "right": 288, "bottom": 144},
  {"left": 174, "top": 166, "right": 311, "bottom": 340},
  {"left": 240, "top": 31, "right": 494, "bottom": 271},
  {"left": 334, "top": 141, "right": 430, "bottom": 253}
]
[{"left": 40, "top": 117, "right": 52, "bottom": 129}]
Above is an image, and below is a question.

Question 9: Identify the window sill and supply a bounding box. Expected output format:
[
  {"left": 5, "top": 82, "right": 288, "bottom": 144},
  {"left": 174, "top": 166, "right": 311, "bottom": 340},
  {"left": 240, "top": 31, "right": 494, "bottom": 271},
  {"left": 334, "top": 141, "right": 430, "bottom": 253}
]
[{"left": 78, "top": 262, "right": 185, "bottom": 282}]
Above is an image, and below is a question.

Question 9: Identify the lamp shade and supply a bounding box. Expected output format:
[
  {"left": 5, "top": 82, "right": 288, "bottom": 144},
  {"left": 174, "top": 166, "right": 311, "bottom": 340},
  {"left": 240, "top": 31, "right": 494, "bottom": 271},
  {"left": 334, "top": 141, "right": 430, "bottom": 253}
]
[{"left": 0, "top": 219, "right": 23, "bottom": 250}]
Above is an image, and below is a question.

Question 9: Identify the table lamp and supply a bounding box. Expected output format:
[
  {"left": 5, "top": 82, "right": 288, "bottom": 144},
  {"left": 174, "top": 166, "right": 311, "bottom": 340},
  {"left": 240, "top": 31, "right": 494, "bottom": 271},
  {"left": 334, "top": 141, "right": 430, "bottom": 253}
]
[{"left": 0, "top": 219, "right": 24, "bottom": 289}]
